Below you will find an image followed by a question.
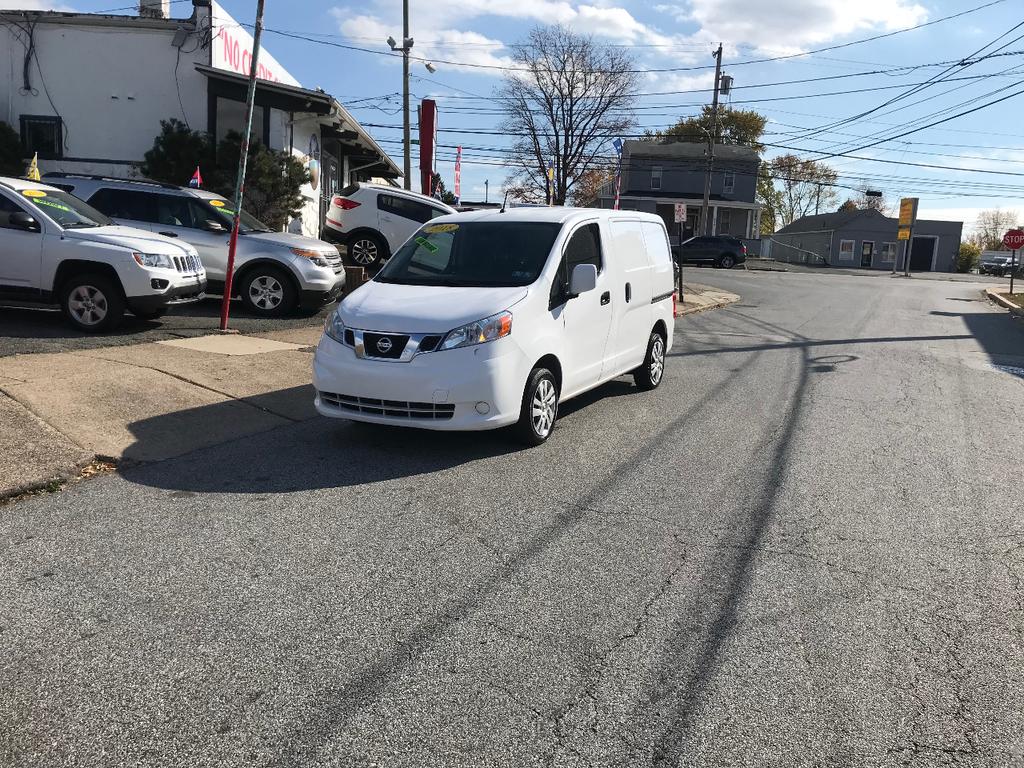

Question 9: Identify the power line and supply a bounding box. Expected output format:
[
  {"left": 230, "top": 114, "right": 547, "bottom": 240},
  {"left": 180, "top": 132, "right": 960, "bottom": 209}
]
[{"left": 247, "top": 2, "right": 1004, "bottom": 75}]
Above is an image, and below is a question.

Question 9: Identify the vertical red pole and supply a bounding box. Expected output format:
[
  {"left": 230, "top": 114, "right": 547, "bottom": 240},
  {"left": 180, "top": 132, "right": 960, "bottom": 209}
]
[{"left": 220, "top": 0, "right": 266, "bottom": 331}]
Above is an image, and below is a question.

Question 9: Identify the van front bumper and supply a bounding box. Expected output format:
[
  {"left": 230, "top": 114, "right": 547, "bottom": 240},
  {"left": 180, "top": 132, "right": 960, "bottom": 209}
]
[
  {"left": 312, "top": 334, "right": 529, "bottom": 431},
  {"left": 127, "top": 277, "right": 207, "bottom": 313}
]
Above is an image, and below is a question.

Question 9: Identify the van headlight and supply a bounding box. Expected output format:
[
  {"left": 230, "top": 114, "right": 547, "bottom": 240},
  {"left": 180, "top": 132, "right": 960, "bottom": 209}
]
[
  {"left": 132, "top": 252, "right": 174, "bottom": 269},
  {"left": 324, "top": 310, "right": 346, "bottom": 344},
  {"left": 291, "top": 247, "right": 330, "bottom": 267},
  {"left": 439, "top": 311, "right": 512, "bottom": 351}
]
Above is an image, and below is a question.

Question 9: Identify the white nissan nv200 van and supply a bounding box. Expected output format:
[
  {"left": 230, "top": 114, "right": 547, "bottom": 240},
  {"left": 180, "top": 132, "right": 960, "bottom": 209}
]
[{"left": 312, "top": 208, "right": 675, "bottom": 445}]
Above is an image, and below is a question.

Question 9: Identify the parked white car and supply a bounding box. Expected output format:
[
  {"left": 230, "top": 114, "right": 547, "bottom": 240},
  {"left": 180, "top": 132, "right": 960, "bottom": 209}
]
[
  {"left": 0, "top": 177, "right": 206, "bottom": 332},
  {"left": 323, "top": 182, "right": 456, "bottom": 269},
  {"left": 46, "top": 174, "right": 344, "bottom": 317},
  {"left": 313, "top": 208, "right": 675, "bottom": 445}
]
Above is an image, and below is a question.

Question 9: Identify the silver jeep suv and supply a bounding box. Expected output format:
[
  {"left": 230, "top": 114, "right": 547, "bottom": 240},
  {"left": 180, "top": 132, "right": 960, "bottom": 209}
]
[{"left": 47, "top": 174, "right": 345, "bottom": 316}]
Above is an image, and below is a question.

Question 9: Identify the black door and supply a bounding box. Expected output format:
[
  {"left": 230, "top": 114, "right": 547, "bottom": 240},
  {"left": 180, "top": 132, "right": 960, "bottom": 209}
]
[
  {"left": 860, "top": 241, "right": 874, "bottom": 268},
  {"left": 909, "top": 237, "right": 934, "bottom": 271}
]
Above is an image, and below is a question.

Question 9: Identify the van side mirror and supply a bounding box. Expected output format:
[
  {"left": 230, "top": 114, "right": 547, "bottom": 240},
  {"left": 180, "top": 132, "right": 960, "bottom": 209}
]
[
  {"left": 9, "top": 212, "right": 41, "bottom": 233},
  {"left": 203, "top": 219, "right": 227, "bottom": 233},
  {"left": 569, "top": 263, "right": 597, "bottom": 297}
]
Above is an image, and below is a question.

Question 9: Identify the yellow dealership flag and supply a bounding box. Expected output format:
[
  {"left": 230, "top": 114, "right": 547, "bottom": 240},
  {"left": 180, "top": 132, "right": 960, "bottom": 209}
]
[{"left": 26, "top": 153, "right": 41, "bottom": 181}]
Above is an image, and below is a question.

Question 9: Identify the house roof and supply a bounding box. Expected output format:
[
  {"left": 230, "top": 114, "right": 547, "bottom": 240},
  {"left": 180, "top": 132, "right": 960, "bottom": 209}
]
[
  {"left": 623, "top": 140, "right": 759, "bottom": 162},
  {"left": 776, "top": 208, "right": 888, "bottom": 233}
]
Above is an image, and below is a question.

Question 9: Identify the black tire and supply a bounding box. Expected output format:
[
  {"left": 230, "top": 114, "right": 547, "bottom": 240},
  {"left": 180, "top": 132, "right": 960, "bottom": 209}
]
[
  {"left": 633, "top": 330, "right": 666, "bottom": 391},
  {"left": 237, "top": 265, "right": 297, "bottom": 317},
  {"left": 60, "top": 273, "right": 125, "bottom": 333},
  {"left": 719, "top": 253, "right": 736, "bottom": 269},
  {"left": 132, "top": 308, "right": 166, "bottom": 321},
  {"left": 513, "top": 367, "right": 559, "bottom": 446},
  {"left": 345, "top": 232, "right": 387, "bottom": 269}
]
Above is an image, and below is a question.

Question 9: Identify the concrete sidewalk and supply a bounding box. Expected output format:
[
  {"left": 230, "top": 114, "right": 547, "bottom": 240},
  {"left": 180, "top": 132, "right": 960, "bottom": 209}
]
[
  {"left": 0, "top": 284, "right": 740, "bottom": 500},
  {"left": 0, "top": 325, "right": 322, "bottom": 501}
]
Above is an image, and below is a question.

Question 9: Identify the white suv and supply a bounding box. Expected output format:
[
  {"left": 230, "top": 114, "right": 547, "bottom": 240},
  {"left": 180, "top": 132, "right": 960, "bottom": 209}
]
[
  {"left": 324, "top": 182, "right": 456, "bottom": 269},
  {"left": 0, "top": 177, "right": 206, "bottom": 332},
  {"left": 47, "top": 174, "right": 345, "bottom": 317}
]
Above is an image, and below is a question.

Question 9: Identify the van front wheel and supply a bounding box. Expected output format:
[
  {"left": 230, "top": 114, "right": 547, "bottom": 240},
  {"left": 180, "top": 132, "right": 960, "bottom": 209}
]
[
  {"left": 634, "top": 331, "right": 666, "bottom": 390},
  {"left": 514, "top": 367, "right": 559, "bottom": 446}
]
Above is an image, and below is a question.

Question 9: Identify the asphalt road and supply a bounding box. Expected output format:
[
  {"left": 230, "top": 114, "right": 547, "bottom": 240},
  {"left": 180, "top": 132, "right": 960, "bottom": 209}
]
[
  {"left": 2, "top": 271, "right": 1023, "bottom": 767},
  {"left": 0, "top": 297, "right": 335, "bottom": 357}
]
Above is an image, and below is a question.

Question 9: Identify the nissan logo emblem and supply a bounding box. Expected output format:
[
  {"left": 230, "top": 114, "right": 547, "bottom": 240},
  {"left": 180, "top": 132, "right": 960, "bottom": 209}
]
[{"left": 376, "top": 337, "right": 393, "bottom": 354}]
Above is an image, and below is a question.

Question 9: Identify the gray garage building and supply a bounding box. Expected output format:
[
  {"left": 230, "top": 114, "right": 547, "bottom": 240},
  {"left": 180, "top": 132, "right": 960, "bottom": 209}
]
[{"left": 771, "top": 209, "right": 963, "bottom": 272}]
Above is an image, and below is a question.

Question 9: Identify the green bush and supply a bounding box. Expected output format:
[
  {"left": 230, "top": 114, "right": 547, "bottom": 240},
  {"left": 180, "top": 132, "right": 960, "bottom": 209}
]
[
  {"left": 142, "top": 119, "right": 308, "bottom": 231},
  {"left": 0, "top": 121, "right": 25, "bottom": 177},
  {"left": 957, "top": 242, "right": 981, "bottom": 273}
]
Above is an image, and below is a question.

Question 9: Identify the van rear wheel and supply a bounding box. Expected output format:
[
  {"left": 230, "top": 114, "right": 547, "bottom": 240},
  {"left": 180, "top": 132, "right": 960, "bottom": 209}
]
[
  {"left": 514, "top": 367, "right": 559, "bottom": 446},
  {"left": 634, "top": 330, "right": 666, "bottom": 390}
]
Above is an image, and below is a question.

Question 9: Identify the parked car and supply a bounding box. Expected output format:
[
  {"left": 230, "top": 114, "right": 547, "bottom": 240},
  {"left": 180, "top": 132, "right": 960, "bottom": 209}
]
[
  {"left": 674, "top": 235, "right": 747, "bottom": 269},
  {"left": 0, "top": 177, "right": 206, "bottom": 332},
  {"left": 979, "top": 251, "right": 1017, "bottom": 276},
  {"left": 45, "top": 173, "right": 344, "bottom": 317},
  {"left": 313, "top": 208, "right": 675, "bottom": 445},
  {"left": 323, "top": 182, "right": 456, "bottom": 270}
]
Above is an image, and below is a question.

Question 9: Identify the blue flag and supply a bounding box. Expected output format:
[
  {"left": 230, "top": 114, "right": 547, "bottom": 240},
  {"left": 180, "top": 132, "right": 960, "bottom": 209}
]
[{"left": 612, "top": 138, "right": 623, "bottom": 158}]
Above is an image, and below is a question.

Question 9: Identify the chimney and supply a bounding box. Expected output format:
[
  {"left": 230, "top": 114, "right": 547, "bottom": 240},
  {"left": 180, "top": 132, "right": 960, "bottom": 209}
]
[{"left": 138, "top": 0, "right": 171, "bottom": 18}]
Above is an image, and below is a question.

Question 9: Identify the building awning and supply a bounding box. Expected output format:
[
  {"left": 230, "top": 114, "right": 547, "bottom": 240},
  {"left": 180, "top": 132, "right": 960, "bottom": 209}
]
[
  {"left": 196, "top": 64, "right": 400, "bottom": 179},
  {"left": 196, "top": 64, "right": 333, "bottom": 114}
]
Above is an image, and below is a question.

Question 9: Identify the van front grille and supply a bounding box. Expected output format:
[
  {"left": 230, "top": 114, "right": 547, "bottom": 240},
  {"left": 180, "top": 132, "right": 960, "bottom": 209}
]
[{"left": 319, "top": 391, "right": 455, "bottom": 420}]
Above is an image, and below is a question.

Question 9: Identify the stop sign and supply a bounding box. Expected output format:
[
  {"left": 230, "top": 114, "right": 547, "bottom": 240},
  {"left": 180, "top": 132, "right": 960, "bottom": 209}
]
[{"left": 1003, "top": 229, "right": 1024, "bottom": 249}]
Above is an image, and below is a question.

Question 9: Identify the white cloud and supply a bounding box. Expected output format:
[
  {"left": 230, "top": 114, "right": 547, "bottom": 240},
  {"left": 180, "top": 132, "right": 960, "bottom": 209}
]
[{"left": 682, "top": 0, "right": 929, "bottom": 54}]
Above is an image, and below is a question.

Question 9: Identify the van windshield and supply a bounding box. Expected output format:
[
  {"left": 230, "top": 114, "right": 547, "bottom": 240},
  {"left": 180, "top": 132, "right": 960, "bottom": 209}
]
[{"left": 375, "top": 221, "right": 562, "bottom": 287}]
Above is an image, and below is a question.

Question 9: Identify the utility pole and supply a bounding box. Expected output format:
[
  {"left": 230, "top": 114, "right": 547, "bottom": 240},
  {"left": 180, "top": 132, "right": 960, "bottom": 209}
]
[
  {"left": 219, "top": 0, "right": 265, "bottom": 332},
  {"left": 402, "top": 0, "right": 411, "bottom": 190},
  {"left": 485, "top": 179, "right": 489, "bottom": 203},
  {"left": 700, "top": 43, "right": 723, "bottom": 237},
  {"left": 815, "top": 183, "right": 821, "bottom": 215}
]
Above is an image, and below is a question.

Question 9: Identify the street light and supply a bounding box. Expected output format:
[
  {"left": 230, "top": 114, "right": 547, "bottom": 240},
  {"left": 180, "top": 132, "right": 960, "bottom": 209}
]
[{"left": 386, "top": 13, "right": 414, "bottom": 191}]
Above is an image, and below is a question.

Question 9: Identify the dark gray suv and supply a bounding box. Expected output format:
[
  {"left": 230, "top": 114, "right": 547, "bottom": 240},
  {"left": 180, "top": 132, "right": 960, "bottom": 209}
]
[{"left": 674, "top": 235, "right": 747, "bottom": 269}]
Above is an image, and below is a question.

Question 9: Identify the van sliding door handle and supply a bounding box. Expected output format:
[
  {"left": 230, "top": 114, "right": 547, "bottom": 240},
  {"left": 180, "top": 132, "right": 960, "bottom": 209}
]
[
  {"left": 625, "top": 282, "right": 632, "bottom": 303},
  {"left": 600, "top": 291, "right": 610, "bottom": 306}
]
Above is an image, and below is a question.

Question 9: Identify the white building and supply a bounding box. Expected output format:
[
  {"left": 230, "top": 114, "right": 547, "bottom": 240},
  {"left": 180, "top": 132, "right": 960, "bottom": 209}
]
[{"left": 0, "top": 0, "right": 400, "bottom": 237}]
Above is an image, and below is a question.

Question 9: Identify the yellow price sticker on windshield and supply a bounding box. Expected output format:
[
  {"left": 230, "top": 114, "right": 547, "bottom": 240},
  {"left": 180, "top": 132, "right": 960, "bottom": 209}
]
[
  {"left": 424, "top": 223, "right": 458, "bottom": 234},
  {"left": 209, "top": 199, "right": 226, "bottom": 207},
  {"left": 22, "top": 189, "right": 46, "bottom": 198}
]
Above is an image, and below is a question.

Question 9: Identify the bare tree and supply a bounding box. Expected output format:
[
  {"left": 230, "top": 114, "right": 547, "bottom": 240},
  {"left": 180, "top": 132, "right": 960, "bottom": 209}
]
[
  {"left": 973, "top": 207, "right": 1020, "bottom": 250},
  {"left": 768, "top": 154, "right": 839, "bottom": 226},
  {"left": 497, "top": 25, "right": 638, "bottom": 205}
]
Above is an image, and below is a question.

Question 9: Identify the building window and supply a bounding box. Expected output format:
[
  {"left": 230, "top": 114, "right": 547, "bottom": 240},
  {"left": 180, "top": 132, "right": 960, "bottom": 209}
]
[
  {"left": 20, "top": 115, "right": 63, "bottom": 159},
  {"left": 651, "top": 166, "right": 662, "bottom": 191},
  {"left": 881, "top": 242, "right": 897, "bottom": 262},
  {"left": 723, "top": 171, "right": 735, "bottom": 194},
  {"left": 839, "top": 239, "right": 856, "bottom": 262}
]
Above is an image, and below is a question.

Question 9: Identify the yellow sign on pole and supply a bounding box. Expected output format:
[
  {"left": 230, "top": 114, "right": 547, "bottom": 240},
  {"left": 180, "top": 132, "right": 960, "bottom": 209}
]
[
  {"left": 897, "top": 227, "right": 911, "bottom": 241},
  {"left": 898, "top": 197, "right": 918, "bottom": 228}
]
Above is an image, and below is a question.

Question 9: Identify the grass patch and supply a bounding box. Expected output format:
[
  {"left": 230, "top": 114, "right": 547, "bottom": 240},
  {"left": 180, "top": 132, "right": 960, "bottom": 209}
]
[{"left": 1003, "top": 293, "right": 1024, "bottom": 308}]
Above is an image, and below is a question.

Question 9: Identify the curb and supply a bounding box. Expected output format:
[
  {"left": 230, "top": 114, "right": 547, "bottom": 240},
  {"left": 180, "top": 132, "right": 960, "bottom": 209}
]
[
  {"left": 984, "top": 288, "right": 1024, "bottom": 317},
  {"left": 0, "top": 454, "right": 97, "bottom": 505},
  {"left": 674, "top": 290, "right": 740, "bottom": 317}
]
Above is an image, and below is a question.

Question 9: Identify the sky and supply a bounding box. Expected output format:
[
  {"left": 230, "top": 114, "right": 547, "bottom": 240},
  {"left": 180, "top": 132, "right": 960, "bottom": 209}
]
[{"left": 12, "top": 0, "right": 1024, "bottom": 232}]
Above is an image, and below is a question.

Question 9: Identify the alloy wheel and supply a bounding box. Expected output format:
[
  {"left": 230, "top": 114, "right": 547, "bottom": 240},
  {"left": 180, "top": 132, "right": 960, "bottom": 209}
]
[
  {"left": 68, "top": 285, "right": 109, "bottom": 327},
  {"left": 351, "top": 239, "right": 378, "bottom": 266},
  {"left": 249, "top": 275, "right": 284, "bottom": 311},
  {"left": 531, "top": 377, "right": 557, "bottom": 438},
  {"left": 650, "top": 335, "right": 665, "bottom": 385}
]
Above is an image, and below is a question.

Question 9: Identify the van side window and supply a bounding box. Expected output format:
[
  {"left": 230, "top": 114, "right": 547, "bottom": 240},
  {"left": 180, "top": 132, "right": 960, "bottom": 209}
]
[
  {"left": 87, "top": 188, "right": 158, "bottom": 223},
  {"left": 551, "top": 223, "right": 602, "bottom": 305}
]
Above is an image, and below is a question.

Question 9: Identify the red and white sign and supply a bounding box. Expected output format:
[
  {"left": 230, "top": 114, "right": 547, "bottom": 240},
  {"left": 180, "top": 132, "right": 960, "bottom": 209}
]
[
  {"left": 454, "top": 146, "right": 462, "bottom": 204},
  {"left": 674, "top": 203, "right": 687, "bottom": 223},
  {"left": 1002, "top": 228, "right": 1024, "bottom": 250},
  {"left": 210, "top": 1, "right": 300, "bottom": 86}
]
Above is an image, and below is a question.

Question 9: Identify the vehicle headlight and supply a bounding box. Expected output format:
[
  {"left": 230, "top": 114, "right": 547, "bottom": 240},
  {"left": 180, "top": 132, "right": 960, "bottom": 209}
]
[
  {"left": 439, "top": 311, "right": 512, "bottom": 351},
  {"left": 325, "top": 310, "right": 346, "bottom": 344},
  {"left": 291, "top": 247, "right": 330, "bottom": 267},
  {"left": 132, "top": 252, "right": 174, "bottom": 269}
]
